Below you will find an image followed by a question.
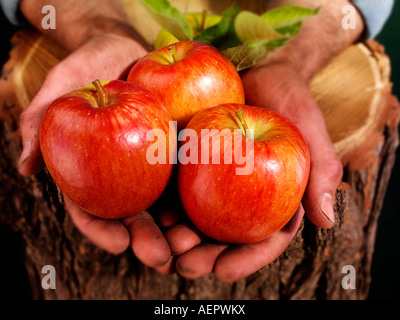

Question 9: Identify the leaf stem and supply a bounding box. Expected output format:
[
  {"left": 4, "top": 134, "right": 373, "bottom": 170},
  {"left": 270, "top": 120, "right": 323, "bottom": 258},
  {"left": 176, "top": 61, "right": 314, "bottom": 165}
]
[
  {"left": 169, "top": 45, "right": 178, "bottom": 63},
  {"left": 235, "top": 108, "right": 249, "bottom": 137},
  {"left": 92, "top": 79, "right": 107, "bottom": 108}
]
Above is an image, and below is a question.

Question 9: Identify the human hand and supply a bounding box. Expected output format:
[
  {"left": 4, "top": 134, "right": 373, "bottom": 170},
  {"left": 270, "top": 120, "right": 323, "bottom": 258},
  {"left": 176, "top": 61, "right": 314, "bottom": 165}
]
[
  {"left": 159, "top": 0, "right": 363, "bottom": 281},
  {"left": 160, "top": 62, "right": 342, "bottom": 282},
  {"left": 17, "top": 34, "right": 172, "bottom": 270}
]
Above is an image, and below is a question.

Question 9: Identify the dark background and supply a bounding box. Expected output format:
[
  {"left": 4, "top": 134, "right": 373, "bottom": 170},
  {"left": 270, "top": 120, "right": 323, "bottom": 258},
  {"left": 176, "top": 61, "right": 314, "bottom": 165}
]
[
  {"left": 367, "top": 0, "right": 400, "bottom": 300},
  {"left": 0, "top": 2, "right": 399, "bottom": 300}
]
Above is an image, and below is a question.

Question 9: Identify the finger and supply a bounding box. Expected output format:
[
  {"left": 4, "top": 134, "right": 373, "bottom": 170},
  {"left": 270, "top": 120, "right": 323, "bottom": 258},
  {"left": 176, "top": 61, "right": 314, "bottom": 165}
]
[
  {"left": 64, "top": 194, "right": 130, "bottom": 254},
  {"left": 122, "top": 211, "right": 172, "bottom": 268},
  {"left": 242, "top": 65, "right": 343, "bottom": 229},
  {"left": 155, "top": 256, "right": 176, "bottom": 275},
  {"left": 176, "top": 243, "right": 228, "bottom": 279},
  {"left": 18, "top": 69, "right": 81, "bottom": 177},
  {"left": 303, "top": 154, "right": 343, "bottom": 228},
  {"left": 214, "top": 206, "right": 305, "bottom": 283},
  {"left": 157, "top": 209, "right": 180, "bottom": 228},
  {"left": 165, "top": 222, "right": 203, "bottom": 255},
  {"left": 289, "top": 101, "right": 343, "bottom": 229},
  {"left": 18, "top": 91, "right": 55, "bottom": 176}
]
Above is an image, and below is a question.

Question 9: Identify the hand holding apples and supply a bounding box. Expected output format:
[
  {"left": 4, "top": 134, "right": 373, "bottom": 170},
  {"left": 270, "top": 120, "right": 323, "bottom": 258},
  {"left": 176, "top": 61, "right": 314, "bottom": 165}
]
[
  {"left": 165, "top": 63, "right": 342, "bottom": 283},
  {"left": 241, "top": 62, "right": 343, "bottom": 228},
  {"left": 17, "top": 31, "right": 177, "bottom": 268}
]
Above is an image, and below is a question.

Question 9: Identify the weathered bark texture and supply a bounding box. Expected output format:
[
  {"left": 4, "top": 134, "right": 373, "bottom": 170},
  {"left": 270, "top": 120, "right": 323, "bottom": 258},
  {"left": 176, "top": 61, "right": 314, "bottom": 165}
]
[{"left": 0, "top": 28, "right": 399, "bottom": 300}]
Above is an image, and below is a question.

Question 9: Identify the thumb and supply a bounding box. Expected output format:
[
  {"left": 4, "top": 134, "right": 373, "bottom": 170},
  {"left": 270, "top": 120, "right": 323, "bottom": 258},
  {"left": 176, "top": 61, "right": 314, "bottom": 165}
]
[
  {"left": 18, "top": 93, "right": 49, "bottom": 176},
  {"left": 303, "top": 156, "right": 343, "bottom": 228},
  {"left": 17, "top": 68, "right": 80, "bottom": 176},
  {"left": 294, "top": 103, "right": 343, "bottom": 229}
]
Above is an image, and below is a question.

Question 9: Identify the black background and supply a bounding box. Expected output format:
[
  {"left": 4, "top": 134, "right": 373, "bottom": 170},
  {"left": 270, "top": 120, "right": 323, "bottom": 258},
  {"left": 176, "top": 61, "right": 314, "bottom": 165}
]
[
  {"left": 0, "top": 2, "right": 399, "bottom": 300},
  {"left": 366, "top": 0, "right": 400, "bottom": 300}
]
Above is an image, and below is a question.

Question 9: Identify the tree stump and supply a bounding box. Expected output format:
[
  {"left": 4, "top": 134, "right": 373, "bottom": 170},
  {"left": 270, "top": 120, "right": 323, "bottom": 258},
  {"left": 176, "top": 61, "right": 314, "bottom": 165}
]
[{"left": 0, "top": 27, "right": 399, "bottom": 300}]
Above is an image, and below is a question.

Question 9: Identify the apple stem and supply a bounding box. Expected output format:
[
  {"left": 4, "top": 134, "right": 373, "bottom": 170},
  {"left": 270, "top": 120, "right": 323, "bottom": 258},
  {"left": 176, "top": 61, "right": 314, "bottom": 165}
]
[
  {"left": 235, "top": 108, "right": 250, "bottom": 137},
  {"left": 169, "top": 45, "right": 178, "bottom": 63},
  {"left": 200, "top": 9, "right": 207, "bottom": 32},
  {"left": 92, "top": 79, "right": 107, "bottom": 108}
]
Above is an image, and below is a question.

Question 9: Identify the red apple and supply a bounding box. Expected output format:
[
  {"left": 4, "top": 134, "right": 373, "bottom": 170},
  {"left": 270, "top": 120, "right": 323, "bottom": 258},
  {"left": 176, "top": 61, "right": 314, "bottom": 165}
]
[
  {"left": 127, "top": 40, "right": 245, "bottom": 130},
  {"left": 177, "top": 103, "right": 310, "bottom": 244},
  {"left": 39, "top": 80, "right": 176, "bottom": 220}
]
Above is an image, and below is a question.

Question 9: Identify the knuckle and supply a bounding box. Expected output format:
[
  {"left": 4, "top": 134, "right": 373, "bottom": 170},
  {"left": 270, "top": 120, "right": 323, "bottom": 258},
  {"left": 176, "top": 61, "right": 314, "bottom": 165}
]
[
  {"left": 19, "top": 108, "right": 32, "bottom": 126},
  {"left": 329, "top": 156, "right": 344, "bottom": 181}
]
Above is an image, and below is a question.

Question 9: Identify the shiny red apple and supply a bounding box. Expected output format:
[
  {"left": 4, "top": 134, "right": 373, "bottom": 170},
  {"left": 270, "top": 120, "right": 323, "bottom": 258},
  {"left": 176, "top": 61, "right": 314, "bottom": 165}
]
[
  {"left": 127, "top": 40, "right": 245, "bottom": 130},
  {"left": 40, "top": 79, "right": 176, "bottom": 220},
  {"left": 177, "top": 103, "right": 310, "bottom": 244}
]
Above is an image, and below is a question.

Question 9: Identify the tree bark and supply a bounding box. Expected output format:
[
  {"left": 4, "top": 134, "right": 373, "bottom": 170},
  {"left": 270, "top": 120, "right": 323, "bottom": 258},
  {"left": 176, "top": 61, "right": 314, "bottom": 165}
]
[{"left": 0, "top": 29, "right": 399, "bottom": 300}]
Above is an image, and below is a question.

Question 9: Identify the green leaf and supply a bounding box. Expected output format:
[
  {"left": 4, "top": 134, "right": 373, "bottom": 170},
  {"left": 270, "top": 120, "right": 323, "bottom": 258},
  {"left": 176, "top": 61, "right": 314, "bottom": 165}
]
[
  {"left": 227, "top": 10, "right": 290, "bottom": 70},
  {"left": 261, "top": 4, "right": 320, "bottom": 36},
  {"left": 234, "top": 11, "right": 283, "bottom": 43},
  {"left": 222, "top": 39, "right": 284, "bottom": 71},
  {"left": 139, "top": 1, "right": 319, "bottom": 71},
  {"left": 139, "top": 0, "right": 193, "bottom": 41},
  {"left": 194, "top": 3, "right": 241, "bottom": 50},
  {"left": 223, "top": 5, "right": 319, "bottom": 70}
]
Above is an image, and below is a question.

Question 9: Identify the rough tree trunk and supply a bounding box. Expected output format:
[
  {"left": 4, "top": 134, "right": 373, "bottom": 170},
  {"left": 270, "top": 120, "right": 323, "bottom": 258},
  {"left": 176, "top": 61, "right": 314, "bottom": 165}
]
[{"left": 0, "top": 26, "right": 399, "bottom": 300}]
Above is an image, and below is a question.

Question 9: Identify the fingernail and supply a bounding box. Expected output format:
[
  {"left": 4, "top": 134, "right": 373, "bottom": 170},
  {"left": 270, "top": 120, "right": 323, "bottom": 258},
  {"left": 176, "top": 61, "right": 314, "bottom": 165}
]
[
  {"left": 321, "top": 193, "right": 335, "bottom": 224},
  {"left": 18, "top": 140, "right": 32, "bottom": 168}
]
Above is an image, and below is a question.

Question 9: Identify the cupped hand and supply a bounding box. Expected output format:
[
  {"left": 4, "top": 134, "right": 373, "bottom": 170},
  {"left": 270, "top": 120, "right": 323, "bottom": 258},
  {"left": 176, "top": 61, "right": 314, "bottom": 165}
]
[
  {"left": 17, "top": 34, "right": 172, "bottom": 269},
  {"left": 161, "top": 62, "right": 342, "bottom": 282},
  {"left": 241, "top": 62, "right": 343, "bottom": 229}
]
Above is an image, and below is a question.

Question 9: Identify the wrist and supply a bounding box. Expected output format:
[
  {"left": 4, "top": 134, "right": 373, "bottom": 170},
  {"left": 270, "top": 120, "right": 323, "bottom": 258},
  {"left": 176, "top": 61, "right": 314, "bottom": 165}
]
[
  {"left": 260, "top": 0, "right": 364, "bottom": 82},
  {"left": 19, "top": 0, "right": 149, "bottom": 51}
]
